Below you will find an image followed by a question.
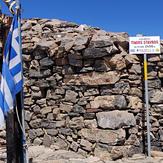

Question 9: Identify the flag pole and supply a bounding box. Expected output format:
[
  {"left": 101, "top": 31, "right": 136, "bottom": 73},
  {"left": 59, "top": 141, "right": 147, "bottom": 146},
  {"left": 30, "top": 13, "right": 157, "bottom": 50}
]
[
  {"left": 15, "top": 0, "right": 29, "bottom": 162},
  {"left": 2, "top": 16, "right": 17, "bottom": 163}
]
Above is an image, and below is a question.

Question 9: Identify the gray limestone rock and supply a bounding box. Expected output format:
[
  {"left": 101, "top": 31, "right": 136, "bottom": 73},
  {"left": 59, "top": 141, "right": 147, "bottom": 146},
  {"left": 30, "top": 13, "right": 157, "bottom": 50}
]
[
  {"left": 70, "top": 141, "right": 79, "bottom": 152},
  {"left": 59, "top": 128, "right": 72, "bottom": 136},
  {"left": 74, "top": 36, "right": 89, "bottom": 46},
  {"left": 84, "top": 119, "right": 97, "bottom": 129},
  {"left": 90, "top": 95, "right": 127, "bottom": 110},
  {"left": 94, "top": 59, "right": 110, "bottom": 72},
  {"left": 96, "top": 111, "right": 136, "bottom": 129},
  {"left": 43, "top": 134, "right": 52, "bottom": 147},
  {"left": 29, "top": 129, "right": 37, "bottom": 140},
  {"left": 113, "top": 81, "right": 130, "bottom": 94},
  {"left": 29, "top": 119, "right": 42, "bottom": 129},
  {"left": 83, "top": 47, "right": 109, "bottom": 59},
  {"left": 55, "top": 87, "right": 65, "bottom": 95},
  {"left": 36, "top": 39, "right": 54, "bottom": 50},
  {"left": 40, "top": 107, "right": 52, "bottom": 115},
  {"left": 109, "top": 54, "right": 126, "bottom": 70},
  {"left": 69, "top": 117, "right": 84, "bottom": 129},
  {"left": 84, "top": 88, "right": 99, "bottom": 96},
  {"left": 33, "top": 137, "right": 42, "bottom": 145},
  {"left": 72, "top": 104, "right": 85, "bottom": 114},
  {"left": 89, "top": 40, "right": 112, "bottom": 48},
  {"left": 150, "top": 90, "right": 163, "bottom": 104},
  {"left": 80, "top": 139, "right": 92, "bottom": 152},
  {"left": 68, "top": 52, "right": 83, "bottom": 67},
  {"left": 64, "top": 71, "right": 120, "bottom": 86},
  {"left": 65, "top": 90, "right": 78, "bottom": 103},
  {"left": 127, "top": 96, "right": 143, "bottom": 110},
  {"left": 24, "top": 110, "right": 33, "bottom": 122},
  {"left": 40, "top": 57, "right": 54, "bottom": 67},
  {"left": 80, "top": 128, "right": 125, "bottom": 145}
]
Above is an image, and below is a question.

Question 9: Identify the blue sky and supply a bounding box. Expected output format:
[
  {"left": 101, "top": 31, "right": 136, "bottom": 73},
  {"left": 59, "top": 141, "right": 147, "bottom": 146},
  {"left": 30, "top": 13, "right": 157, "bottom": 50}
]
[{"left": 1, "top": 0, "right": 163, "bottom": 37}]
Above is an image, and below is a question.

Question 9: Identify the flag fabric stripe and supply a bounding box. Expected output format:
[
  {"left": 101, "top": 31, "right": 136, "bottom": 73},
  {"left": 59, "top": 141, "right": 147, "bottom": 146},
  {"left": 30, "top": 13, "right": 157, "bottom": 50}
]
[
  {"left": 9, "top": 54, "right": 21, "bottom": 69},
  {"left": 14, "top": 71, "right": 22, "bottom": 84},
  {"left": 10, "top": 63, "right": 21, "bottom": 76},
  {"left": 15, "top": 80, "right": 23, "bottom": 94},
  {"left": 0, "top": 107, "right": 4, "bottom": 128},
  {"left": 0, "top": 14, "right": 23, "bottom": 124}
]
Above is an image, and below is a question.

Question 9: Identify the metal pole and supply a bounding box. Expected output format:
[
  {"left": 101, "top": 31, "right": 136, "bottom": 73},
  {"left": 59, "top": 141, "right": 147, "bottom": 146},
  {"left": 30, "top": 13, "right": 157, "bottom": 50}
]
[
  {"left": 2, "top": 16, "right": 17, "bottom": 163},
  {"left": 15, "top": 0, "right": 28, "bottom": 163},
  {"left": 144, "top": 53, "right": 151, "bottom": 157}
]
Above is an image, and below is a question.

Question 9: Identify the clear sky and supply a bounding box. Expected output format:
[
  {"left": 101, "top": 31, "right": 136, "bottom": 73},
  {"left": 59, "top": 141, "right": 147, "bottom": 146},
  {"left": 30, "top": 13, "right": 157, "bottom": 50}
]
[{"left": 1, "top": 0, "right": 163, "bottom": 38}]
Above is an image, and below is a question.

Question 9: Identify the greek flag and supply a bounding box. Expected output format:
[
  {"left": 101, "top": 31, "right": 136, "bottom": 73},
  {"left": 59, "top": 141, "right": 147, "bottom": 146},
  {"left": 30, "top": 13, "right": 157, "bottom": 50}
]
[{"left": 0, "top": 14, "right": 23, "bottom": 128}]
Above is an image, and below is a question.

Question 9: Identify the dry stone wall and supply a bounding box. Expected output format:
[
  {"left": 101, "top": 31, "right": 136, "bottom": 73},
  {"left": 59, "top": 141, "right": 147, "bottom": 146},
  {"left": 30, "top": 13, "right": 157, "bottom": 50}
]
[{"left": 3, "top": 18, "right": 163, "bottom": 159}]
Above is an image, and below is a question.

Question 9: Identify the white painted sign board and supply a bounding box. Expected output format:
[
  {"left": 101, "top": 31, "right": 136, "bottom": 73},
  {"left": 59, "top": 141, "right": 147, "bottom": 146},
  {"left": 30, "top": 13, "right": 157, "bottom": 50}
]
[{"left": 129, "top": 36, "right": 160, "bottom": 54}]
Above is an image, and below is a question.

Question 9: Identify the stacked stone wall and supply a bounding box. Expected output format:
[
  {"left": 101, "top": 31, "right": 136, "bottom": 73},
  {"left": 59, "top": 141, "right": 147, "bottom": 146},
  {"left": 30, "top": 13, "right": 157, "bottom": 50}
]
[{"left": 2, "top": 18, "right": 163, "bottom": 159}]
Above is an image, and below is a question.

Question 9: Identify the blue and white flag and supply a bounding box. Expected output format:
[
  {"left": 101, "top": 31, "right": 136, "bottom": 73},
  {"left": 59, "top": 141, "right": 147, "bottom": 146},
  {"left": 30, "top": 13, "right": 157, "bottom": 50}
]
[{"left": 0, "top": 14, "right": 23, "bottom": 128}]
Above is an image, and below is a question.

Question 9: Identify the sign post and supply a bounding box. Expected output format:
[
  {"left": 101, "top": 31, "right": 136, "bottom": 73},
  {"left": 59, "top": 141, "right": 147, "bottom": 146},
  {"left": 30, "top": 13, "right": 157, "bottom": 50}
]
[
  {"left": 143, "top": 53, "right": 151, "bottom": 157},
  {"left": 129, "top": 36, "right": 161, "bottom": 157}
]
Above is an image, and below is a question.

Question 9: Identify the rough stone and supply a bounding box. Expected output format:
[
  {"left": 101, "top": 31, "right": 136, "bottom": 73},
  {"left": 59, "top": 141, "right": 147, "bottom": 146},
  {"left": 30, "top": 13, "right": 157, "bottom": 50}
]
[
  {"left": 80, "top": 139, "right": 92, "bottom": 151},
  {"left": 68, "top": 53, "right": 82, "bottom": 67},
  {"left": 29, "top": 129, "right": 37, "bottom": 140},
  {"left": 35, "top": 128, "right": 44, "bottom": 137},
  {"left": 65, "top": 90, "right": 78, "bottom": 103},
  {"left": 53, "top": 138, "right": 68, "bottom": 150},
  {"left": 55, "top": 88, "right": 65, "bottom": 95},
  {"left": 125, "top": 54, "right": 140, "bottom": 64},
  {"left": 40, "top": 57, "right": 54, "bottom": 67},
  {"left": 127, "top": 96, "right": 143, "bottom": 110},
  {"left": 90, "top": 95, "right": 127, "bottom": 110},
  {"left": 74, "top": 36, "right": 89, "bottom": 46},
  {"left": 151, "top": 150, "right": 163, "bottom": 157},
  {"left": 40, "top": 107, "right": 52, "bottom": 115},
  {"left": 129, "top": 88, "right": 142, "bottom": 97},
  {"left": 64, "top": 71, "right": 120, "bottom": 85},
  {"left": 59, "top": 104, "right": 73, "bottom": 113},
  {"left": 29, "top": 119, "right": 41, "bottom": 128},
  {"left": 84, "top": 88, "right": 99, "bottom": 96},
  {"left": 31, "top": 90, "right": 42, "bottom": 99},
  {"left": 83, "top": 47, "right": 109, "bottom": 59},
  {"left": 129, "top": 64, "right": 142, "bottom": 74},
  {"left": 72, "top": 104, "right": 85, "bottom": 114},
  {"left": 80, "top": 128, "right": 125, "bottom": 145},
  {"left": 70, "top": 141, "right": 79, "bottom": 152},
  {"left": 59, "top": 128, "right": 72, "bottom": 136},
  {"left": 69, "top": 117, "right": 84, "bottom": 129},
  {"left": 24, "top": 110, "right": 32, "bottom": 122},
  {"left": 46, "top": 129, "right": 58, "bottom": 136},
  {"left": 150, "top": 90, "right": 163, "bottom": 104},
  {"left": 36, "top": 39, "right": 54, "bottom": 50},
  {"left": 94, "top": 145, "right": 111, "bottom": 161},
  {"left": 96, "top": 111, "right": 136, "bottom": 129},
  {"left": 33, "top": 137, "right": 42, "bottom": 145},
  {"left": 84, "top": 119, "right": 97, "bottom": 129},
  {"left": 43, "top": 134, "right": 52, "bottom": 147},
  {"left": 109, "top": 54, "right": 126, "bottom": 70}
]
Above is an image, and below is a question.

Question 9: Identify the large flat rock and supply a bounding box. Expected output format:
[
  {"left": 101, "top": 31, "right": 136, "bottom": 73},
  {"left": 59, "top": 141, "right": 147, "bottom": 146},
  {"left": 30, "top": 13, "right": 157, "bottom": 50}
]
[
  {"left": 64, "top": 71, "right": 120, "bottom": 86},
  {"left": 96, "top": 111, "right": 136, "bottom": 129},
  {"left": 29, "top": 146, "right": 84, "bottom": 162},
  {"left": 90, "top": 95, "right": 127, "bottom": 110},
  {"left": 80, "top": 128, "right": 125, "bottom": 145}
]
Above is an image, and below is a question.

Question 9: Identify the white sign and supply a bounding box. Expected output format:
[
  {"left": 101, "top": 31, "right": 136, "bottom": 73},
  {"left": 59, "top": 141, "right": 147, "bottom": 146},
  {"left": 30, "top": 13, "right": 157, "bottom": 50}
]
[{"left": 129, "top": 36, "right": 160, "bottom": 54}]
